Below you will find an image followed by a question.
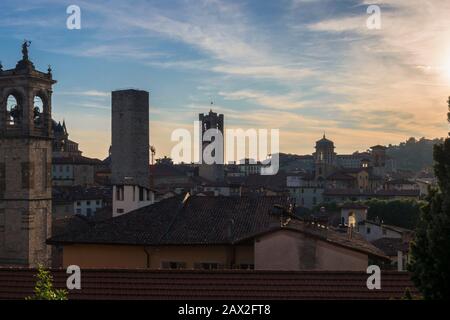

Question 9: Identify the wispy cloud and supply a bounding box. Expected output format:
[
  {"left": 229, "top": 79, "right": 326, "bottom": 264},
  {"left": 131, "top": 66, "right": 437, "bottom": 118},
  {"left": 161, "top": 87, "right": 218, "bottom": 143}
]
[
  {"left": 57, "top": 90, "right": 110, "bottom": 98},
  {"left": 1, "top": 0, "right": 448, "bottom": 160}
]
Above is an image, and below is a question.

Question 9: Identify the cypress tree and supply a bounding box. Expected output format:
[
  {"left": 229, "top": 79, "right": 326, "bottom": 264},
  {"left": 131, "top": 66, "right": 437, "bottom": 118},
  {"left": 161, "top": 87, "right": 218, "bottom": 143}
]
[{"left": 408, "top": 97, "right": 450, "bottom": 299}]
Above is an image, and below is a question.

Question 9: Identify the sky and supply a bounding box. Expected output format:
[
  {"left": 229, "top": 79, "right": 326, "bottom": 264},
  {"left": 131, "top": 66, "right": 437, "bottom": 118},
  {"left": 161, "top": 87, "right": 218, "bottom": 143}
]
[{"left": 1, "top": 0, "right": 449, "bottom": 161}]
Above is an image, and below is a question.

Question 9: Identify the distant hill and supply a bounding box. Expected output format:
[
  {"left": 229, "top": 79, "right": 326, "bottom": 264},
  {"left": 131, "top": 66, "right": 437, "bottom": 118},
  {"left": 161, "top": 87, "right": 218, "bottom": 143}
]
[
  {"left": 274, "top": 137, "right": 444, "bottom": 174},
  {"left": 386, "top": 137, "right": 444, "bottom": 172}
]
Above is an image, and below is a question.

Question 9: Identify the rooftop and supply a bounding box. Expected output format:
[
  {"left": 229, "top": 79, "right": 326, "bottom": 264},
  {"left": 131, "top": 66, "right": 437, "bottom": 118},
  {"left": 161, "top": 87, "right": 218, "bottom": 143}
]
[
  {"left": 52, "top": 186, "right": 112, "bottom": 202},
  {"left": 48, "top": 195, "right": 386, "bottom": 259},
  {"left": 52, "top": 155, "right": 103, "bottom": 165},
  {"left": 0, "top": 268, "right": 419, "bottom": 300},
  {"left": 371, "top": 238, "right": 410, "bottom": 257}
]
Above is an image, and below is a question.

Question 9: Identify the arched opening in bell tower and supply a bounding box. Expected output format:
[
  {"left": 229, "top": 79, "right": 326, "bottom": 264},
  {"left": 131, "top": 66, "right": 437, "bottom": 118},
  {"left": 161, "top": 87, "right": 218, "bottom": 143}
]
[
  {"left": 33, "top": 96, "right": 44, "bottom": 128},
  {"left": 6, "top": 93, "right": 22, "bottom": 126}
]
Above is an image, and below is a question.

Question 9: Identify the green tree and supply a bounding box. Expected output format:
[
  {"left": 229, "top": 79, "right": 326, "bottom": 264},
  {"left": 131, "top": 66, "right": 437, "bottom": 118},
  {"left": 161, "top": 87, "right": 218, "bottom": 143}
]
[
  {"left": 365, "top": 199, "right": 423, "bottom": 229},
  {"left": 26, "top": 265, "right": 68, "bottom": 300},
  {"left": 408, "top": 99, "right": 450, "bottom": 299}
]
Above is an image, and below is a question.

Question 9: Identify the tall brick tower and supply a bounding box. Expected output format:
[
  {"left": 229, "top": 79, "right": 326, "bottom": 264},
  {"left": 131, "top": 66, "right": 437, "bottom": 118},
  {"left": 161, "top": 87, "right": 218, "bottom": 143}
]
[
  {"left": 0, "top": 42, "right": 54, "bottom": 267},
  {"left": 199, "top": 109, "right": 224, "bottom": 163},
  {"left": 198, "top": 109, "right": 225, "bottom": 182},
  {"left": 111, "top": 89, "right": 153, "bottom": 216}
]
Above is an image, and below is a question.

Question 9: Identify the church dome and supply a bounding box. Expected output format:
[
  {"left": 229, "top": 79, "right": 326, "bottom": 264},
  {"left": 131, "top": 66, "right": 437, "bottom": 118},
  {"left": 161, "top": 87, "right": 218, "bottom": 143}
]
[{"left": 315, "top": 134, "right": 334, "bottom": 148}]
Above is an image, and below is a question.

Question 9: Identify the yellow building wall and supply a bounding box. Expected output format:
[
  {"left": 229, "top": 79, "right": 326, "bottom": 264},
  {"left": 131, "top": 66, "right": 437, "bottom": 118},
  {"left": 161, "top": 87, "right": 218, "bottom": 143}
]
[{"left": 62, "top": 244, "right": 254, "bottom": 269}]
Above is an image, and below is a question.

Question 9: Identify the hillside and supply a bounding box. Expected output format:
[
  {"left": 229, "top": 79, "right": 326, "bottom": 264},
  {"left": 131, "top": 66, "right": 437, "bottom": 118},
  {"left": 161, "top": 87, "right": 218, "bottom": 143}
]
[{"left": 386, "top": 137, "right": 444, "bottom": 172}]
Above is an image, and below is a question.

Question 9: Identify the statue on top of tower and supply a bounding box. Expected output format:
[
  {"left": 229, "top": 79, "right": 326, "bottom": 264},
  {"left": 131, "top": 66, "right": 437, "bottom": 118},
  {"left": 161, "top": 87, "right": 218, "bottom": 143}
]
[{"left": 22, "top": 40, "right": 31, "bottom": 61}]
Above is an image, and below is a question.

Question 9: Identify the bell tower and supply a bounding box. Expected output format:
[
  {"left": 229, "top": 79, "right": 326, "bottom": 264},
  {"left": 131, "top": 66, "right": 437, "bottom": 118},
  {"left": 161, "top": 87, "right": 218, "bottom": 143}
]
[{"left": 0, "top": 41, "right": 55, "bottom": 267}]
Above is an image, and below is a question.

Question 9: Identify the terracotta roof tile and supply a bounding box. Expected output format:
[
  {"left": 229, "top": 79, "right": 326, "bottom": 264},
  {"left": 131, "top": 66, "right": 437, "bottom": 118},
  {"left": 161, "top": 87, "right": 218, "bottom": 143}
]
[
  {"left": 48, "top": 195, "right": 385, "bottom": 258},
  {"left": 0, "top": 268, "right": 419, "bottom": 300}
]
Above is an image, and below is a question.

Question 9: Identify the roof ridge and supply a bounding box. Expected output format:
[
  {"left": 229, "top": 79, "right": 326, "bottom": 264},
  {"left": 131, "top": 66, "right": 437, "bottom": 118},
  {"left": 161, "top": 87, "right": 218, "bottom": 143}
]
[{"left": 158, "top": 193, "right": 190, "bottom": 244}]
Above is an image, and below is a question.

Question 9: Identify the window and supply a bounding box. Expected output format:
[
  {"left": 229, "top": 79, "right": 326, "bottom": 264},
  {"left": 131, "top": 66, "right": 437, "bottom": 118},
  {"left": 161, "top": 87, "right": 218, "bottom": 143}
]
[
  {"left": 313, "top": 197, "right": 317, "bottom": 205},
  {"left": 194, "top": 262, "right": 224, "bottom": 270},
  {"left": 76, "top": 201, "right": 81, "bottom": 206},
  {"left": 238, "top": 264, "right": 254, "bottom": 270},
  {"left": 116, "top": 208, "right": 124, "bottom": 214},
  {"left": 139, "top": 187, "right": 144, "bottom": 201},
  {"left": 366, "top": 227, "right": 371, "bottom": 234},
  {"left": 76, "top": 209, "right": 81, "bottom": 214},
  {"left": 116, "top": 186, "right": 124, "bottom": 201},
  {"left": 86, "top": 208, "right": 92, "bottom": 217},
  {"left": 161, "top": 261, "right": 186, "bottom": 270},
  {"left": 96, "top": 200, "right": 100, "bottom": 206},
  {"left": 382, "top": 228, "right": 387, "bottom": 235},
  {"left": 86, "top": 201, "right": 90, "bottom": 206},
  {"left": 0, "top": 209, "right": 5, "bottom": 233}
]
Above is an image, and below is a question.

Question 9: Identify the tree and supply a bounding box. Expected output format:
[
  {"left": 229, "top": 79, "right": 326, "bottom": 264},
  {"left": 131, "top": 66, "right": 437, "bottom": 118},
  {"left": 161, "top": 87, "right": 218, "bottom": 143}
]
[
  {"left": 408, "top": 98, "right": 450, "bottom": 299},
  {"left": 365, "top": 199, "right": 422, "bottom": 229},
  {"left": 26, "top": 265, "right": 68, "bottom": 300}
]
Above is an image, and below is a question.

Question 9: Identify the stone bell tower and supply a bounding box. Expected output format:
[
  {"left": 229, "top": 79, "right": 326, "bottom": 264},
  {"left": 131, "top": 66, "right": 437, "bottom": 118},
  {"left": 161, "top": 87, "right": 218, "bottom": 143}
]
[{"left": 0, "top": 41, "right": 55, "bottom": 267}]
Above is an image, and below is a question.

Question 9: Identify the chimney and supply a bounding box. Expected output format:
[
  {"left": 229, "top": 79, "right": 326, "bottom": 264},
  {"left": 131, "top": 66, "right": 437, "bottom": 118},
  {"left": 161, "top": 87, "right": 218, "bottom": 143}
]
[
  {"left": 347, "top": 225, "right": 353, "bottom": 239},
  {"left": 226, "top": 218, "right": 235, "bottom": 240},
  {"left": 397, "top": 250, "right": 404, "bottom": 271}
]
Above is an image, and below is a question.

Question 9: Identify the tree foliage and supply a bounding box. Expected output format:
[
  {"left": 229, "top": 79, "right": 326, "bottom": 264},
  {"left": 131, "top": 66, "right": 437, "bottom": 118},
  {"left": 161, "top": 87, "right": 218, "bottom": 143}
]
[
  {"left": 26, "top": 265, "right": 68, "bottom": 300},
  {"left": 313, "top": 199, "right": 422, "bottom": 229},
  {"left": 386, "top": 137, "right": 443, "bottom": 172},
  {"left": 408, "top": 136, "right": 450, "bottom": 299},
  {"left": 364, "top": 199, "right": 423, "bottom": 229}
]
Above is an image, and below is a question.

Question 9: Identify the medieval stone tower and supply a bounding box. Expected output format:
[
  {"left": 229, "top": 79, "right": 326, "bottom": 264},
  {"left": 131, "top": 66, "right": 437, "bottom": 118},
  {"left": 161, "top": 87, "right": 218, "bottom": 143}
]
[
  {"left": 198, "top": 109, "right": 225, "bottom": 182},
  {"left": 313, "top": 134, "right": 336, "bottom": 181},
  {"left": 199, "top": 109, "right": 224, "bottom": 163},
  {"left": 0, "top": 42, "right": 54, "bottom": 267},
  {"left": 111, "top": 89, "right": 153, "bottom": 216}
]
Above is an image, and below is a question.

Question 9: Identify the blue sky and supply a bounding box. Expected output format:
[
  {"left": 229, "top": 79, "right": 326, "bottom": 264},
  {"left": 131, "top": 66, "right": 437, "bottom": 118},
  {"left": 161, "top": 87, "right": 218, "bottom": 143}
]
[{"left": 1, "top": 0, "right": 449, "bottom": 160}]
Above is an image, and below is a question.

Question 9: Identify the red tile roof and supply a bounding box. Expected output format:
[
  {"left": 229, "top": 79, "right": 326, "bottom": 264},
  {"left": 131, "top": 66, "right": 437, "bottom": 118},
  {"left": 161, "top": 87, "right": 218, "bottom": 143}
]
[
  {"left": 53, "top": 155, "right": 103, "bottom": 165},
  {"left": 47, "top": 195, "right": 386, "bottom": 259},
  {"left": 0, "top": 268, "right": 419, "bottom": 300}
]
